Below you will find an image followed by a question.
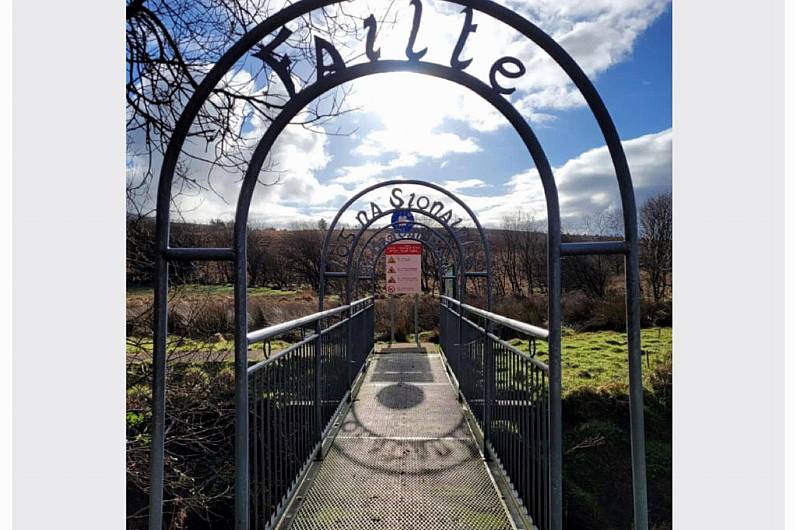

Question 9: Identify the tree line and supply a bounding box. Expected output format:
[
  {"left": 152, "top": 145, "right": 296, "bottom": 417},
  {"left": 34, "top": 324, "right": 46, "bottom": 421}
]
[{"left": 128, "top": 192, "right": 672, "bottom": 305}]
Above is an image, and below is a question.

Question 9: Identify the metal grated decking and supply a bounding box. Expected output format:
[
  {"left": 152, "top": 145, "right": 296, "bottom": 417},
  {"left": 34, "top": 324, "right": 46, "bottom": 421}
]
[{"left": 285, "top": 346, "right": 514, "bottom": 530}]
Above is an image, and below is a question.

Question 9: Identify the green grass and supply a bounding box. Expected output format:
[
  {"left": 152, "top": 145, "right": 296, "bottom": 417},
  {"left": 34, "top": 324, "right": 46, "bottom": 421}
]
[
  {"left": 127, "top": 284, "right": 299, "bottom": 297},
  {"left": 126, "top": 335, "right": 290, "bottom": 361},
  {"left": 501, "top": 327, "right": 672, "bottom": 528},
  {"left": 508, "top": 327, "right": 672, "bottom": 396}
]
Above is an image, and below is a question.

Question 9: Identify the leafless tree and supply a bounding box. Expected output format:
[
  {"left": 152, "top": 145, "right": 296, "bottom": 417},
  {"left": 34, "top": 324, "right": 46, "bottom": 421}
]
[
  {"left": 498, "top": 217, "right": 523, "bottom": 295},
  {"left": 639, "top": 192, "right": 672, "bottom": 303},
  {"left": 420, "top": 247, "right": 440, "bottom": 293},
  {"left": 562, "top": 212, "right": 622, "bottom": 299},
  {"left": 126, "top": 0, "right": 370, "bottom": 218},
  {"left": 498, "top": 213, "right": 546, "bottom": 295},
  {"left": 282, "top": 222, "right": 325, "bottom": 292}
]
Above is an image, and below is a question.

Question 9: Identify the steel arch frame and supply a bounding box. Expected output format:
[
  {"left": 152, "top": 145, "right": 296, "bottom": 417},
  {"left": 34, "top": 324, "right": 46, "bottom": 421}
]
[
  {"left": 333, "top": 202, "right": 480, "bottom": 303},
  {"left": 348, "top": 220, "right": 460, "bottom": 298},
  {"left": 319, "top": 179, "right": 493, "bottom": 311},
  {"left": 364, "top": 235, "right": 450, "bottom": 298},
  {"left": 149, "top": 1, "right": 649, "bottom": 529}
]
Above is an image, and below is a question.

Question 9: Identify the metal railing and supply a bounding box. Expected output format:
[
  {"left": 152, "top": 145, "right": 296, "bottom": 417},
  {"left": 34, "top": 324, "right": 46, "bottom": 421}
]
[
  {"left": 440, "top": 295, "right": 551, "bottom": 530},
  {"left": 246, "top": 297, "right": 374, "bottom": 530}
]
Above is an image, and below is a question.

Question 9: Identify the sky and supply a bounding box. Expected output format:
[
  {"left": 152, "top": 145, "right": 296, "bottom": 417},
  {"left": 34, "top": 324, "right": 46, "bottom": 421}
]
[{"left": 131, "top": 0, "right": 672, "bottom": 232}]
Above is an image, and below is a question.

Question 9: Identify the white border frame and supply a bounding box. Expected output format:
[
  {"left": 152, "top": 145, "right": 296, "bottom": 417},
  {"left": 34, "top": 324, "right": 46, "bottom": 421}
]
[{"left": 4, "top": 0, "right": 791, "bottom": 528}]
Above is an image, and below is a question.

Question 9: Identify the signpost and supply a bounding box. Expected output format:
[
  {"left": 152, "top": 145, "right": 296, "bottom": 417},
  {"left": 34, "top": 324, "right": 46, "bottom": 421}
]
[
  {"left": 385, "top": 241, "right": 422, "bottom": 348},
  {"left": 385, "top": 242, "right": 422, "bottom": 295},
  {"left": 390, "top": 209, "right": 415, "bottom": 234}
]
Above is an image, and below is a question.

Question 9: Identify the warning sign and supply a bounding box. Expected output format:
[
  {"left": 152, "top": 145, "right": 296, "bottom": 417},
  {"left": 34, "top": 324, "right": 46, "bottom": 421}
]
[{"left": 385, "top": 242, "right": 422, "bottom": 295}]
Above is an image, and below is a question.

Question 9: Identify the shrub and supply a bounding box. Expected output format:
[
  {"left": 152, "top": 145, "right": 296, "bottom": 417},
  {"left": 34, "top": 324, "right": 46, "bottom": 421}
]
[
  {"left": 561, "top": 291, "right": 595, "bottom": 329},
  {"left": 168, "top": 297, "right": 234, "bottom": 338},
  {"left": 581, "top": 293, "right": 627, "bottom": 332},
  {"left": 127, "top": 363, "right": 236, "bottom": 530},
  {"left": 373, "top": 295, "right": 438, "bottom": 342}
]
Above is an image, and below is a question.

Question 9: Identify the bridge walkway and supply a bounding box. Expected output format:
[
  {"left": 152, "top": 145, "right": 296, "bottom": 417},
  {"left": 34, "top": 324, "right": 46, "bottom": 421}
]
[{"left": 281, "top": 343, "right": 515, "bottom": 530}]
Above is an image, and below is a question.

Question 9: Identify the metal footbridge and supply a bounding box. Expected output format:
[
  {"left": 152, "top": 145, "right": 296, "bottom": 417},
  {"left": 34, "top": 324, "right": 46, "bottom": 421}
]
[
  {"left": 147, "top": 2, "right": 652, "bottom": 528},
  {"left": 246, "top": 296, "right": 550, "bottom": 530}
]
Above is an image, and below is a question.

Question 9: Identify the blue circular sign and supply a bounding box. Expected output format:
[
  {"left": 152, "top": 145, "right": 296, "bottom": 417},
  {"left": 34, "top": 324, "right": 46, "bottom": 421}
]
[{"left": 391, "top": 210, "right": 414, "bottom": 234}]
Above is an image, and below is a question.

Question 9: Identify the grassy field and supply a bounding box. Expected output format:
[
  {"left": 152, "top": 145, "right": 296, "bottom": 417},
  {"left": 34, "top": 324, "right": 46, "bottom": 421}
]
[
  {"left": 126, "top": 336, "right": 291, "bottom": 362},
  {"left": 509, "top": 327, "right": 672, "bottom": 396}
]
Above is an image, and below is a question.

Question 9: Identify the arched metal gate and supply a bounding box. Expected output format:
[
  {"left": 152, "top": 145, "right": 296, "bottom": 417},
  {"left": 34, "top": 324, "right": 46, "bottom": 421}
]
[{"left": 148, "top": 1, "right": 649, "bottom": 529}]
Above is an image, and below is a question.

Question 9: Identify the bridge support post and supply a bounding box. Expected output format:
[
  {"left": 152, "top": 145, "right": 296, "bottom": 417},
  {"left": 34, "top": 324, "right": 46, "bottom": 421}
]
[
  {"left": 346, "top": 304, "right": 353, "bottom": 396},
  {"left": 482, "top": 320, "right": 493, "bottom": 461},
  {"left": 148, "top": 256, "right": 168, "bottom": 530},
  {"left": 626, "top": 240, "right": 649, "bottom": 530},
  {"left": 389, "top": 296, "right": 395, "bottom": 346},
  {"left": 414, "top": 294, "right": 420, "bottom": 348},
  {"left": 314, "top": 318, "right": 323, "bottom": 459},
  {"left": 233, "top": 240, "right": 250, "bottom": 530},
  {"left": 548, "top": 235, "right": 563, "bottom": 530}
]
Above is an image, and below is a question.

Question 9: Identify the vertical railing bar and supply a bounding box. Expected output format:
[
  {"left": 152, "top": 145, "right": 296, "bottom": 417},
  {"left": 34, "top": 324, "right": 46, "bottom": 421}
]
[
  {"left": 258, "top": 372, "right": 264, "bottom": 530},
  {"left": 263, "top": 367, "right": 269, "bottom": 519},
  {"left": 281, "top": 359, "right": 288, "bottom": 505},
  {"left": 345, "top": 305, "right": 353, "bottom": 394},
  {"left": 289, "top": 355, "right": 295, "bottom": 506},
  {"left": 313, "top": 317, "right": 322, "bottom": 455},
  {"left": 268, "top": 369, "right": 274, "bottom": 529},
  {"left": 414, "top": 294, "right": 420, "bottom": 348},
  {"left": 512, "top": 348, "right": 518, "bottom": 496},
  {"left": 260, "top": 371, "right": 267, "bottom": 530},
  {"left": 251, "top": 375, "right": 257, "bottom": 530},
  {"left": 542, "top": 367, "right": 548, "bottom": 529},
  {"left": 483, "top": 319, "right": 491, "bottom": 458},
  {"left": 533, "top": 362, "right": 540, "bottom": 524},
  {"left": 523, "top": 357, "right": 530, "bottom": 511},
  {"left": 265, "top": 367, "right": 273, "bottom": 520},
  {"left": 517, "top": 353, "right": 522, "bottom": 507},
  {"left": 298, "top": 344, "right": 304, "bottom": 474},
  {"left": 274, "top": 361, "right": 281, "bottom": 509},
  {"left": 295, "top": 350, "right": 301, "bottom": 482}
]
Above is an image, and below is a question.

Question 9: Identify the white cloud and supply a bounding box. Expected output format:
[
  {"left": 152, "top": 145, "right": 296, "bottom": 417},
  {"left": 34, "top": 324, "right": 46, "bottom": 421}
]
[
  {"left": 149, "top": 127, "right": 671, "bottom": 229},
  {"left": 442, "top": 128, "right": 672, "bottom": 228},
  {"left": 127, "top": 64, "right": 347, "bottom": 222},
  {"left": 354, "top": 129, "right": 480, "bottom": 159},
  {"left": 556, "top": 128, "right": 672, "bottom": 222},
  {"left": 336, "top": 0, "right": 670, "bottom": 128},
  {"left": 443, "top": 178, "right": 489, "bottom": 192},
  {"left": 324, "top": 0, "right": 670, "bottom": 188},
  {"left": 128, "top": 0, "right": 671, "bottom": 227}
]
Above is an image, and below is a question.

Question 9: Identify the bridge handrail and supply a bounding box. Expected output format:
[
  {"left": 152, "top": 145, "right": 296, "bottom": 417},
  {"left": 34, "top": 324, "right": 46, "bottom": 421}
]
[
  {"left": 443, "top": 305, "right": 549, "bottom": 373},
  {"left": 440, "top": 295, "right": 549, "bottom": 339},
  {"left": 246, "top": 296, "right": 373, "bottom": 344},
  {"left": 247, "top": 333, "right": 318, "bottom": 375}
]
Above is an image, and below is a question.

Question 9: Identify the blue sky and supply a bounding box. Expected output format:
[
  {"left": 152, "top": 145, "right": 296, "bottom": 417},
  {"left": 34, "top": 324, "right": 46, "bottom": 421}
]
[{"left": 132, "top": 0, "right": 673, "bottom": 231}]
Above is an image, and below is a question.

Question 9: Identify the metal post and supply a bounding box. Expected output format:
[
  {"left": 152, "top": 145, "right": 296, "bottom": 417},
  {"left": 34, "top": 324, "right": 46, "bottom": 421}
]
[
  {"left": 148, "top": 255, "right": 168, "bottom": 530},
  {"left": 389, "top": 296, "right": 395, "bottom": 346},
  {"left": 626, "top": 239, "right": 649, "bottom": 530},
  {"left": 313, "top": 317, "right": 323, "bottom": 458},
  {"left": 346, "top": 304, "right": 353, "bottom": 393},
  {"left": 482, "top": 319, "right": 493, "bottom": 460},
  {"left": 345, "top": 285, "right": 353, "bottom": 392},
  {"left": 233, "top": 241, "right": 250, "bottom": 530},
  {"left": 548, "top": 232, "right": 563, "bottom": 530},
  {"left": 414, "top": 294, "right": 420, "bottom": 348}
]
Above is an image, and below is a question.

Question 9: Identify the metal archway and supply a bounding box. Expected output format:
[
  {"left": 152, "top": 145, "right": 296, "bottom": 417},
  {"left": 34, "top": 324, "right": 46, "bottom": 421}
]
[
  {"left": 372, "top": 237, "right": 448, "bottom": 289},
  {"left": 349, "top": 220, "right": 461, "bottom": 298},
  {"left": 360, "top": 234, "right": 454, "bottom": 297},
  {"left": 150, "top": 2, "right": 649, "bottom": 529},
  {"left": 332, "top": 200, "right": 482, "bottom": 305}
]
